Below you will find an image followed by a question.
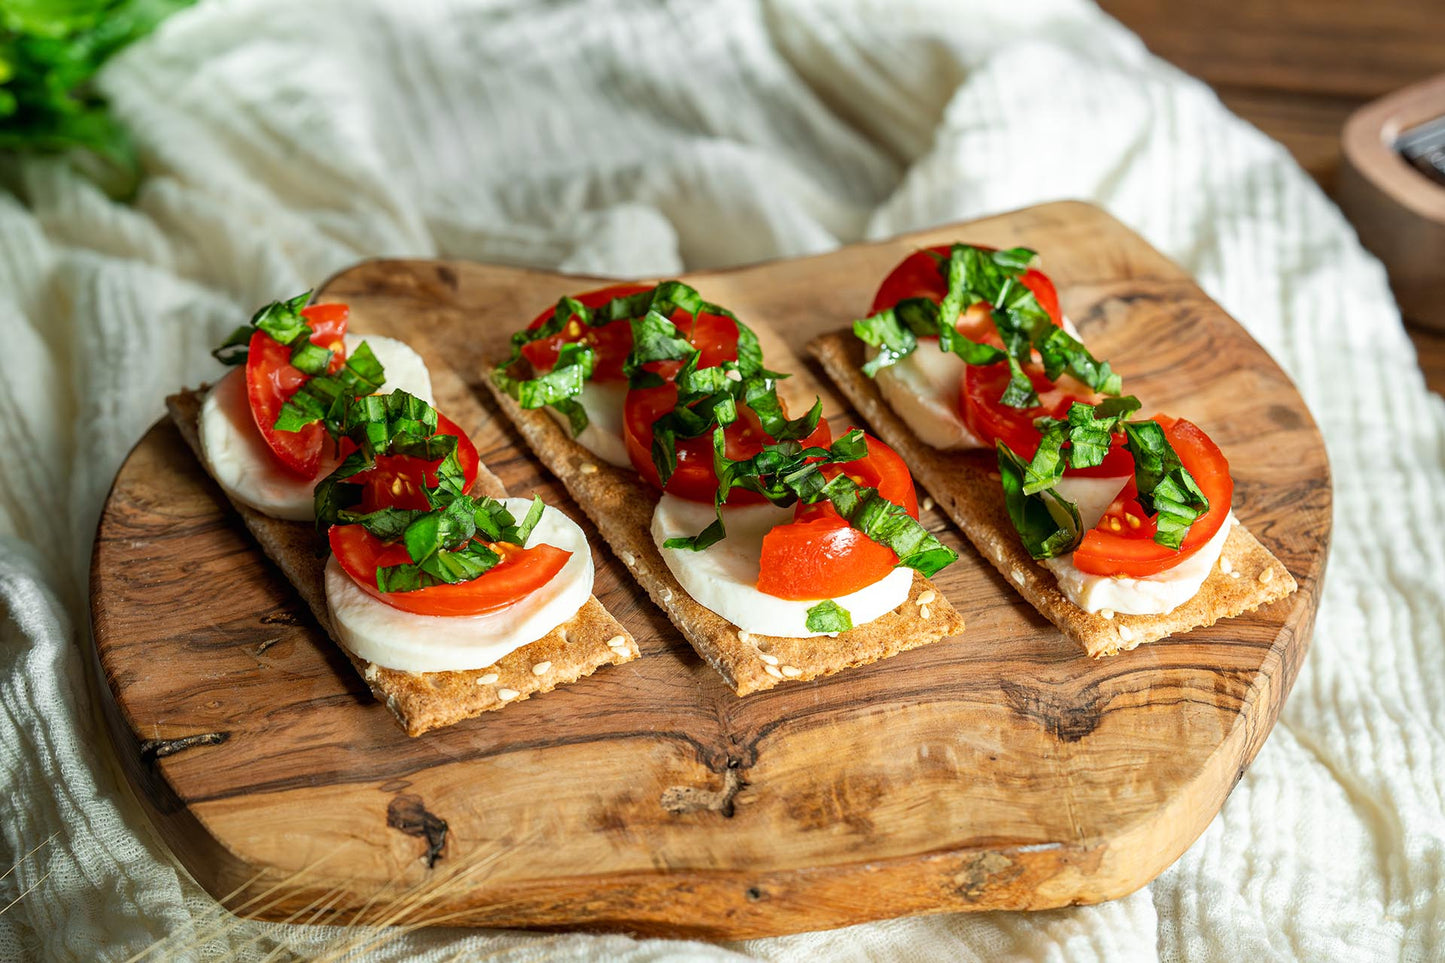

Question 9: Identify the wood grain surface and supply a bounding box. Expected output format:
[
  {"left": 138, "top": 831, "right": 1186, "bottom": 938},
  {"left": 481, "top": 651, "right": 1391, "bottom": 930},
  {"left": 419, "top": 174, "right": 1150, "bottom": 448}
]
[{"left": 89, "top": 201, "right": 1330, "bottom": 938}]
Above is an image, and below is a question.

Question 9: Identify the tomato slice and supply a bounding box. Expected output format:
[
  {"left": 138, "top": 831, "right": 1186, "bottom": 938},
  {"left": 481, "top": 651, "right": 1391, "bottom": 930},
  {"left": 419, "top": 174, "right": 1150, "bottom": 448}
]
[
  {"left": 1071, "top": 416, "right": 1233, "bottom": 578},
  {"left": 245, "top": 302, "right": 349, "bottom": 479},
  {"left": 330, "top": 524, "right": 571, "bottom": 617},
  {"left": 756, "top": 433, "right": 918, "bottom": 600},
  {"left": 869, "top": 243, "right": 1062, "bottom": 328},
  {"left": 520, "top": 283, "right": 741, "bottom": 381},
  {"left": 339, "top": 413, "right": 482, "bottom": 513},
  {"left": 959, "top": 361, "right": 1134, "bottom": 477}
]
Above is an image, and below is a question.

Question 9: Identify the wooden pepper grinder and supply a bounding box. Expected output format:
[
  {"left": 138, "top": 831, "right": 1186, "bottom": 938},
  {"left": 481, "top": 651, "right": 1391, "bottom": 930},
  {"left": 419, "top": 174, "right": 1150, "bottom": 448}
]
[{"left": 1339, "top": 72, "right": 1445, "bottom": 332}]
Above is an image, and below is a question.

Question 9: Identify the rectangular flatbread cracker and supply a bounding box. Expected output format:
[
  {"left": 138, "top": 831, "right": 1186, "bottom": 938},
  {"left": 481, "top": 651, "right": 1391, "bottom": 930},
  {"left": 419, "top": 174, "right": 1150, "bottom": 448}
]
[
  {"left": 807, "top": 332, "right": 1297, "bottom": 658},
  {"left": 483, "top": 364, "right": 964, "bottom": 695},
  {"left": 167, "top": 369, "right": 637, "bottom": 737}
]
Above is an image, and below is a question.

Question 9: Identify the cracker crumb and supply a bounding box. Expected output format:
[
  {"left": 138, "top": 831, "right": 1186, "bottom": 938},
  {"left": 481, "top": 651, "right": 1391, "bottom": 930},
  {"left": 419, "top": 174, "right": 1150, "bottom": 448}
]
[{"left": 363, "top": 663, "right": 379, "bottom": 682}]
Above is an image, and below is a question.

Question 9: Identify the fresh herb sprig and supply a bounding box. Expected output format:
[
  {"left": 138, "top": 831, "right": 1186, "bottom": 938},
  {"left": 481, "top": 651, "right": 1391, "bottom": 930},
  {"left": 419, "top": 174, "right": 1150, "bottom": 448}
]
[
  {"left": 212, "top": 291, "right": 385, "bottom": 437},
  {"left": 852, "top": 244, "right": 1120, "bottom": 409}
]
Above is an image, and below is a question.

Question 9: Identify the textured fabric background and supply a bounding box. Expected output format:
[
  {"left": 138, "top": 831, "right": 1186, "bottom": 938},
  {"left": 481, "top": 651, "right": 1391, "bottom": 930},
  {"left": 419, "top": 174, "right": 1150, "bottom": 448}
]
[{"left": 2, "top": 0, "right": 1443, "bottom": 959}]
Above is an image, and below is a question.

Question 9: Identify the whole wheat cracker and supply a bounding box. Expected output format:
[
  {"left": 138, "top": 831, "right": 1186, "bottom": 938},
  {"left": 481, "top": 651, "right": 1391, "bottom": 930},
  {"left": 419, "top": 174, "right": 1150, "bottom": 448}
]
[
  {"left": 482, "top": 365, "right": 964, "bottom": 695},
  {"left": 806, "top": 332, "right": 1297, "bottom": 658},
  {"left": 167, "top": 385, "right": 637, "bottom": 737}
]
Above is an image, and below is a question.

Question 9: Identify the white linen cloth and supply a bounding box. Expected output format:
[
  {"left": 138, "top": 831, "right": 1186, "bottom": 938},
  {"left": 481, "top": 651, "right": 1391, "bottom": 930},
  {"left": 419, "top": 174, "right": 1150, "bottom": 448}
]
[{"left": 2, "top": 0, "right": 1443, "bottom": 958}]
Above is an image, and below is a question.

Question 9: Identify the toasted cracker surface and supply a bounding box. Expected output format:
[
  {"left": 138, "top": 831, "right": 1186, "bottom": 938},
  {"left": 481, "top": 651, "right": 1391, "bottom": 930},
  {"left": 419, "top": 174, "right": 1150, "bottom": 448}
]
[
  {"left": 167, "top": 386, "right": 637, "bottom": 736},
  {"left": 806, "top": 332, "right": 1297, "bottom": 657},
  {"left": 482, "top": 366, "right": 964, "bottom": 694}
]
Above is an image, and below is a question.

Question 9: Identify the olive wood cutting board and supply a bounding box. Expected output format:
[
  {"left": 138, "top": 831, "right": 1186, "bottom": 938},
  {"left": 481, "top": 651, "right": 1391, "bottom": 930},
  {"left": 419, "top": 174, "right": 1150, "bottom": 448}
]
[{"left": 88, "top": 201, "right": 1330, "bottom": 938}]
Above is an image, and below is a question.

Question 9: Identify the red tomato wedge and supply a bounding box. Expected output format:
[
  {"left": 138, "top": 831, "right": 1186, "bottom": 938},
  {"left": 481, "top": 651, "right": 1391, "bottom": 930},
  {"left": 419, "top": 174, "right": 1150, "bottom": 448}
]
[
  {"left": 868, "top": 243, "right": 1062, "bottom": 329},
  {"left": 960, "top": 361, "right": 1134, "bottom": 477},
  {"left": 521, "top": 283, "right": 741, "bottom": 381},
  {"left": 623, "top": 382, "right": 832, "bottom": 505},
  {"left": 246, "top": 302, "right": 349, "bottom": 479},
  {"left": 1072, "top": 416, "right": 1233, "bottom": 578},
  {"left": 345, "top": 413, "right": 481, "bottom": 513},
  {"left": 330, "top": 524, "right": 571, "bottom": 617},
  {"left": 756, "top": 433, "right": 918, "bottom": 601}
]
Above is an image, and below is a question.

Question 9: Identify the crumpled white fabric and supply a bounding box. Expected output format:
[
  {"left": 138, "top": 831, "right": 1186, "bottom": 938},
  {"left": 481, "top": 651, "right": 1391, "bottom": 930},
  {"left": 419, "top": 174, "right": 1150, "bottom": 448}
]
[{"left": 2, "top": 0, "right": 1442, "bottom": 959}]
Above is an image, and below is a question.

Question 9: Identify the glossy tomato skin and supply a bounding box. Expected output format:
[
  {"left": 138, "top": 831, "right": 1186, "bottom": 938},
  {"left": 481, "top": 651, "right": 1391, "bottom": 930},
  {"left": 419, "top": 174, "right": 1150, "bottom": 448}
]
[
  {"left": 868, "top": 243, "right": 1062, "bottom": 327},
  {"left": 351, "top": 413, "right": 481, "bottom": 513},
  {"left": 329, "top": 524, "right": 571, "bottom": 617},
  {"left": 756, "top": 433, "right": 918, "bottom": 601},
  {"left": 521, "top": 283, "right": 740, "bottom": 381},
  {"left": 1071, "top": 416, "right": 1234, "bottom": 578},
  {"left": 623, "top": 382, "right": 832, "bottom": 505},
  {"left": 246, "top": 302, "right": 349, "bottom": 479},
  {"left": 960, "top": 362, "right": 1134, "bottom": 477}
]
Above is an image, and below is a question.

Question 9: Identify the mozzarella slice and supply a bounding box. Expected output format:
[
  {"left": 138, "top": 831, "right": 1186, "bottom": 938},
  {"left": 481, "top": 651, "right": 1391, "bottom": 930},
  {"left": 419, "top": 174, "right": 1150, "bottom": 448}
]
[
  {"left": 870, "top": 345, "right": 983, "bottom": 450},
  {"left": 651, "top": 494, "right": 914, "bottom": 638},
  {"left": 1053, "top": 473, "right": 1132, "bottom": 532},
  {"left": 199, "top": 334, "right": 434, "bottom": 520},
  {"left": 1043, "top": 513, "right": 1236, "bottom": 615},
  {"left": 544, "top": 379, "right": 631, "bottom": 468},
  {"left": 325, "top": 498, "right": 594, "bottom": 673}
]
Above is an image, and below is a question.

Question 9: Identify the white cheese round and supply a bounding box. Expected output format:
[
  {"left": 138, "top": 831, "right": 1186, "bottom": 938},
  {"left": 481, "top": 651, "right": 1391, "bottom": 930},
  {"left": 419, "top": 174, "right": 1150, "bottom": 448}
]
[
  {"left": 1053, "top": 473, "right": 1132, "bottom": 532},
  {"left": 543, "top": 379, "right": 631, "bottom": 468},
  {"left": 651, "top": 494, "right": 913, "bottom": 637},
  {"left": 870, "top": 345, "right": 983, "bottom": 450},
  {"left": 325, "top": 498, "right": 593, "bottom": 673},
  {"left": 1043, "top": 512, "right": 1237, "bottom": 615},
  {"left": 198, "top": 334, "right": 434, "bottom": 520}
]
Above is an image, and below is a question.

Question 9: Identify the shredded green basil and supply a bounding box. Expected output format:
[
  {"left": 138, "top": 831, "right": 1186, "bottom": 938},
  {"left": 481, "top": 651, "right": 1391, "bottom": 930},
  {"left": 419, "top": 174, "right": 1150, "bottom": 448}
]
[
  {"left": 805, "top": 599, "right": 853, "bottom": 634},
  {"left": 995, "top": 402, "right": 1211, "bottom": 559},
  {"left": 489, "top": 280, "right": 768, "bottom": 436},
  {"left": 1121, "top": 421, "right": 1210, "bottom": 550},
  {"left": 211, "top": 290, "right": 386, "bottom": 437},
  {"left": 852, "top": 244, "right": 1121, "bottom": 409}
]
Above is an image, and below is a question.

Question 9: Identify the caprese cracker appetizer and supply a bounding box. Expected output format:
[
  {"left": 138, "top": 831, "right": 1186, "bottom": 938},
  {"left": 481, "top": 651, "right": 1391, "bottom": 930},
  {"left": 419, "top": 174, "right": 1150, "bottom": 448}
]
[
  {"left": 166, "top": 293, "right": 638, "bottom": 736},
  {"left": 806, "top": 243, "right": 1297, "bottom": 657},
  {"left": 485, "top": 281, "right": 964, "bottom": 695}
]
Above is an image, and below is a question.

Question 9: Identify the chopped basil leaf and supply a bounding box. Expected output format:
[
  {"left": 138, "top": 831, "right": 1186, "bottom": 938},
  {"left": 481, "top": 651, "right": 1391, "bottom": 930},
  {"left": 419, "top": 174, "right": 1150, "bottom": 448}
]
[
  {"left": 273, "top": 340, "right": 386, "bottom": 436},
  {"left": 210, "top": 291, "right": 316, "bottom": 367},
  {"left": 852, "top": 243, "right": 1122, "bottom": 409},
  {"left": 1121, "top": 421, "right": 1209, "bottom": 550},
  {"left": 805, "top": 599, "right": 852, "bottom": 634},
  {"left": 817, "top": 472, "right": 957, "bottom": 577},
  {"left": 996, "top": 441, "right": 1083, "bottom": 560},
  {"left": 491, "top": 341, "right": 597, "bottom": 435}
]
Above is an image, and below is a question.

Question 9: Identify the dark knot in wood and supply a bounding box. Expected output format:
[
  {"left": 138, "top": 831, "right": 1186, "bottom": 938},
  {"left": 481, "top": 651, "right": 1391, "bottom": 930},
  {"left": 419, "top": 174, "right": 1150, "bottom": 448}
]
[
  {"left": 1000, "top": 681, "right": 1102, "bottom": 743},
  {"left": 661, "top": 765, "right": 747, "bottom": 818},
  {"left": 139, "top": 731, "right": 229, "bottom": 762},
  {"left": 387, "top": 794, "right": 448, "bottom": 868}
]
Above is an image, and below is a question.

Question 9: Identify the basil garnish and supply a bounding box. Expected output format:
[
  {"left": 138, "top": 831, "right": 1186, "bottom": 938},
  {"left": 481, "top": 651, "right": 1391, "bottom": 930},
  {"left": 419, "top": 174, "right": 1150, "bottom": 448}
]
[
  {"left": 211, "top": 290, "right": 386, "bottom": 436},
  {"left": 852, "top": 244, "right": 1121, "bottom": 408},
  {"left": 1121, "top": 421, "right": 1210, "bottom": 550},
  {"left": 995, "top": 403, "right": 1210, "bottom": 559},
  {"left": 805, "top": 599, "right": 852, "bottom": 634},
  {"left": 489, "top": 280, "right": 768, "bottom": 436}
]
